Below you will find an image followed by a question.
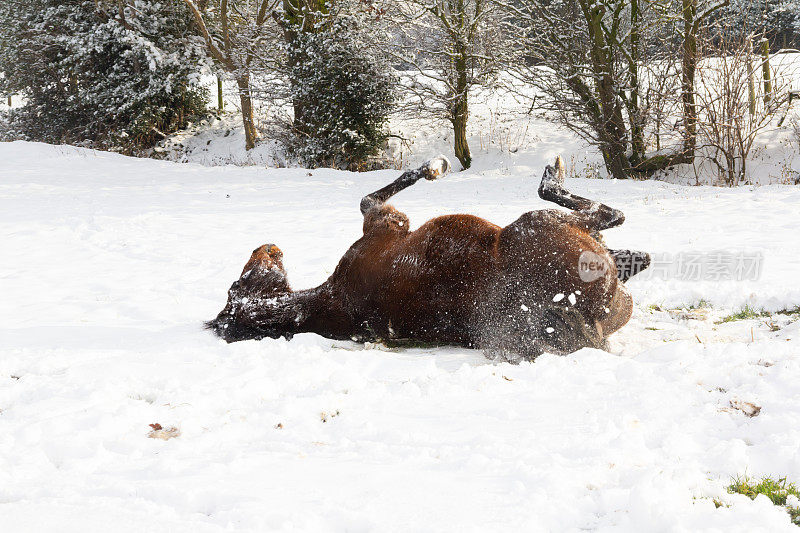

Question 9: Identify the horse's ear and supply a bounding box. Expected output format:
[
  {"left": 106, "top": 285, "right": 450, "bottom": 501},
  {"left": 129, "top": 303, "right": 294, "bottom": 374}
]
[{"left": 554, "top": 155, "right": 566, "bottom": 181}]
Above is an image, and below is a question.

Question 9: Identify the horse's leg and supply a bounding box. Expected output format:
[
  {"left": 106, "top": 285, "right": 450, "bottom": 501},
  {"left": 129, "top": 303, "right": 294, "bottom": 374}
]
[
  {"left": 206, "top": 244, "right": 294, "bottom": 342},
  {"left": 360, "top": 156, "right": 451, "bottom": 214},
  {"left": 539, "top": 156, "right": 651, "bottom": 282},
  {"left": 538, "top": 156, "right": 625, "bottom": 231}
]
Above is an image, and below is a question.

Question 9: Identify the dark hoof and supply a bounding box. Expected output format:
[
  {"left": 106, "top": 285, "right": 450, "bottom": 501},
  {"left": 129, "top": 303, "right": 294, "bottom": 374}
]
[
  {"left": 609, "top": 249, "right": 651, "bottom": 282},
  {"left": 553, "top": 155, "right": 566, "bottom": 185}
]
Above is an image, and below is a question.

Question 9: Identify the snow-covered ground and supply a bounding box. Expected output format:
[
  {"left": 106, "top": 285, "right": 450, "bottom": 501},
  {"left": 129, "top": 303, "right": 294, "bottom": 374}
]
[{"left": 2, "top": 141, "right": 800, "bottom": 531}]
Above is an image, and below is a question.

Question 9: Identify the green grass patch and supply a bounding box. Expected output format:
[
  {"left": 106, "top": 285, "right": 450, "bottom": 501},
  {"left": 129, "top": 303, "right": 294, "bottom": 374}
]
[
  {"left": 717, "top": 305, "right": 770, "bottom": 324},
  {"left": 776, "top": 307, "right": 800, "bottom": 318},
  {"left": 716, "top": 305, "right": 800, "bottom": 325},
  {"left": 727, "top": 474, "right": 800, "bottom": 525},
  {"left": 689, "top": 299, "right": 712, "bottom": 309}
]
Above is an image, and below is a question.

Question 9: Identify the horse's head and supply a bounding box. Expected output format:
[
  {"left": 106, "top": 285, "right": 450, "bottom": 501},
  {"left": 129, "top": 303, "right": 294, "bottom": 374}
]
[
  {"left": 238, "top": 244, "right": 290, "bottom": 293},
  {"left": 207, "top": 244, "right": 292, "bottom": 341}
]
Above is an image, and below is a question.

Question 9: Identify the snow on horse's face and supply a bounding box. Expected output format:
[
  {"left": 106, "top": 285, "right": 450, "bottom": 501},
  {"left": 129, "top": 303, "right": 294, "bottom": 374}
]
[
  {"left": 206, "top": 244, "right": 292, "bottom": 342},
  {"left": 208, "top": 156, "right": 650, "bottom": 360}
]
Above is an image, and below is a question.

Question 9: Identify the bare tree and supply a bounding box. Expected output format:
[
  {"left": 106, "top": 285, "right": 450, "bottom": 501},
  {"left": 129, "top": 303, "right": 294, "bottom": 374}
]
[
  {"left": 694, "top": 28, "right": 790, "bottom": 185},
  {"left": 182, "top": 0, "right": 280, "bottom": 150},
  {"left": 500, "top": 0, "right": 661, "bottom": 178},
  {"left": 498, "top": 0, "right": 742, "bottom": 178},
  {"left": 389, "top": 0, "right": 507, "bottom": 169},
  {"left": 672, "top": 0, "right": 730, "bottom": 160}
]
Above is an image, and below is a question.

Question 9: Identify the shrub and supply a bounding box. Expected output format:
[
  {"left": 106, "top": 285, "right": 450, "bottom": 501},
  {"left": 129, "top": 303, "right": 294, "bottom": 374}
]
[
  {"left": 286, "top": 16, "right": 396, "bottom": 170},
  {"left": 0, "top": 0, "right": 209, "bottom": 151}
]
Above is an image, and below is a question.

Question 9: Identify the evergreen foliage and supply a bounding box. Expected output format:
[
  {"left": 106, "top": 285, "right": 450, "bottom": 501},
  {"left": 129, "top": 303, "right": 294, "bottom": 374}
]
[
  {"left": 723, "top": 0, "right": 800, "bottom": 49},
  {"left": 286, "top": 15, "right": 396, "bottom": 170},
  {"left": 0, "top": 0, "right": 209, "bottom": 150}
]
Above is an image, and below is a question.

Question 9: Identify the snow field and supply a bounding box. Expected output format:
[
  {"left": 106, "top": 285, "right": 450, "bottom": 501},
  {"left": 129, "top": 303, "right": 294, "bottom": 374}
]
[{"left": 1, "top": 141, "right": 800, "bottom": 531}]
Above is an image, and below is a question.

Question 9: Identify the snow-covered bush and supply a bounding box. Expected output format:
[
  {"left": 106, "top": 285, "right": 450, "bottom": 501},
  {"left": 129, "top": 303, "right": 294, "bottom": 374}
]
[
  {"left": 0, "top": 0, "right": 209, "bottom": 151},
  {"left": 286, "top": 16, "right": 396, "bottom": 170}
]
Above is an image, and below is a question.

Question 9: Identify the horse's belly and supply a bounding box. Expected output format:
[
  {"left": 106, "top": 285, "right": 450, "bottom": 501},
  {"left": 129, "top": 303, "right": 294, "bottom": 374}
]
[{"left": 496, "top": 210, "right": 620, "bottom": 323}]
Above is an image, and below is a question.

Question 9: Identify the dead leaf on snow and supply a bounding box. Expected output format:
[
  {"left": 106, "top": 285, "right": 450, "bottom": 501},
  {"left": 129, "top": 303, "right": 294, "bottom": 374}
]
[
  {"left": 147, "top": 424, "right": 181, "bottom": 440},
  {"left": 320, "top": 410, "right": 340, "bottom": 423},
  {"left": 729, "top": 399, "right": 761, "bottom": 417}
]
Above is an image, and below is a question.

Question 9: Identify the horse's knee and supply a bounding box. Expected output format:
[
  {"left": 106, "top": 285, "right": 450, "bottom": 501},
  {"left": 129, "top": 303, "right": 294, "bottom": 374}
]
[
  {"left": 540, "top": 305, "right": 604, "bottom": 353},
  {"left": 362, "top": 204, "right": 410, "bottom": 234},
  {"left": 360, "top": 195, "right": 378, "bottom": 215},
  {"left": 207, "top": 243, "right": 293, "bottom": 342},
  {"left": 241, "top": 244, "right": 285, "bottom": 277},
  {"left": 499, "top": 210, "right": 576, "bottom": 250}
]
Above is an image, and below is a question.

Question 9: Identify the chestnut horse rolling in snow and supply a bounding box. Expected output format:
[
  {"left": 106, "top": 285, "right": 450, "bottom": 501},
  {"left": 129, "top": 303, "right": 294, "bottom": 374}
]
[{"left": 208, "top": 156, "right": 650, "bottom": 360}]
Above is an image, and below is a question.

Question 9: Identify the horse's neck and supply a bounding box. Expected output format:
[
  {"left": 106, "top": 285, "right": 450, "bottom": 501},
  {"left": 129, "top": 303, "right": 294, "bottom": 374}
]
[{"left": 246, "top": 283, "right": 352, "bottom": 339}]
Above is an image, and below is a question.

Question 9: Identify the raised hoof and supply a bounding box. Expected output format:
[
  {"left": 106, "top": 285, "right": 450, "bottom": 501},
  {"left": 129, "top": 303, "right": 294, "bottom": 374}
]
[
  {"left": 553, "top": 155, "right": 566, "bottom": 185},
  {"left": 421, "top": 155, "right": 451, "bottom": 180}
]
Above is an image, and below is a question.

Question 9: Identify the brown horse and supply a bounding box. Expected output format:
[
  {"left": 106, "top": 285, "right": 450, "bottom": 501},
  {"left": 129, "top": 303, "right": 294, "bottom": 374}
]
[{"left": 207, "top": 156, "right": 650, "bottom": 360}]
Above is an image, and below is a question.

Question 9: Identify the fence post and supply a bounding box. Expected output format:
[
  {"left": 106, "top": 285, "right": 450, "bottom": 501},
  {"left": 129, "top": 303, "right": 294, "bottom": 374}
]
[
  {"left": 760, "top": 38, "right": 772, "bottom": 104},
  {"left": 217, "top": 74, "right": 224, "bottom": 112},
  {"left": 747, "top": 39, "right": 756, "bottom": 117}
]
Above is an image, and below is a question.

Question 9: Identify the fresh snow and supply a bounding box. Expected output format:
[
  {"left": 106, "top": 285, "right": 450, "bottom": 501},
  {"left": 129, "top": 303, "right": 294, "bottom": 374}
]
[{"left": 2, "top": 141, "right": 800, "bottom": 531}]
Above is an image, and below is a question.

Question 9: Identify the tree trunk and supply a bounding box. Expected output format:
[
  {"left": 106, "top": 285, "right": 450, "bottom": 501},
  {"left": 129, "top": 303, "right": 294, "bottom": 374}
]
[
  {"left": 681, "top": 0, "right": 698, "bottom": 159},
  {"left": 236, "top": 75, "right": 257, "bottom": 150},
  {"left": 452, "top": 46, "right": 472, "bottom": 170},
  {"left": 627, "top": 0, "right": 646, "bottom": 166},
  {"left": 760, "top": 38, "right": 772, "bottom": 103},
  {"left": 217, "top": 74, "right": 224, "bottom": 112},
  {"left": 585, "top": 2, "right": 630, "bottom": 179},
  {"left": 747, "top": 39, "right": 756, "bottom": 117},
  {"left": 452, "top": 111, "right": 471, "bottom": 170},
  {"left": 601, "top": 140, "right": 630, "bottom": 180}
]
